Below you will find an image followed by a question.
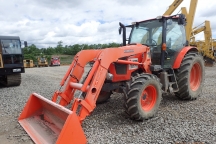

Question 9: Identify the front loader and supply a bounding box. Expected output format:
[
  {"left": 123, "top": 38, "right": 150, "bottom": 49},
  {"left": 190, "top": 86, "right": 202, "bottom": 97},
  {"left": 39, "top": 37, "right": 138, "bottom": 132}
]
[{"left": 18, "top": 14, "right": 205, "bottom": 144}]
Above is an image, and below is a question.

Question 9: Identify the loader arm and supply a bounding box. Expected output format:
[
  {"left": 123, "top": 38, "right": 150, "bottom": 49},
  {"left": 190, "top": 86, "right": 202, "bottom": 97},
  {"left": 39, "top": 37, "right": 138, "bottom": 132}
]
[
  {"left": 52, "top": 49, "right": 103, "bottom": 106},
  {"left": 53, "top": 44, "right": 151, "bottom": 121}
]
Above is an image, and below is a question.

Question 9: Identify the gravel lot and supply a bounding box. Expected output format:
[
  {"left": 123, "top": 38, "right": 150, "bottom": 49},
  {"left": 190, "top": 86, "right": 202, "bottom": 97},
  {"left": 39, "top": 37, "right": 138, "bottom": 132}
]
[{"left": 0, "top": 65, "right": 215, "bottom": 144}]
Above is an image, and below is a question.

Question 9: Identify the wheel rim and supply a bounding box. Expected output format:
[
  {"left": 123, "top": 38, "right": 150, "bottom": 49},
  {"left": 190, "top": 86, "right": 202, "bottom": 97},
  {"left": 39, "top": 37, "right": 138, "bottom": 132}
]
[
  {"left": 190, "top": 62, "right": 201, "bottom": 91},
  {"left": 140, "top": 85, "right": 157, "bottom": 112}
]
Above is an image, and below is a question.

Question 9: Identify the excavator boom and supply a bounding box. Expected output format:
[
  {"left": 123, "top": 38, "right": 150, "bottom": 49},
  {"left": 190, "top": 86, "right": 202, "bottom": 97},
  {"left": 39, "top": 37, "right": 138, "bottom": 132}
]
[
  {"left": 190, "top": 21, "right": 215, "bottom": 66},
  {"left": 181, "top": 0, "right": 198, "bottom": 41},
  {"left": 163, "top": 0, "right": 183, "bottom": 15}
]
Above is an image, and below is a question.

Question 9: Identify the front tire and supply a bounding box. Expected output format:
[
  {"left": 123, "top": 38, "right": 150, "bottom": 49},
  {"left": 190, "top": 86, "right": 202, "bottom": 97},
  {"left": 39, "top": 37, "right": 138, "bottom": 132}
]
[
  {"left": 124, "top": 74, "right": 162, "bottom": 121},
  {"left": 175, "top": 53, "right": 205, "bottom": 100}
]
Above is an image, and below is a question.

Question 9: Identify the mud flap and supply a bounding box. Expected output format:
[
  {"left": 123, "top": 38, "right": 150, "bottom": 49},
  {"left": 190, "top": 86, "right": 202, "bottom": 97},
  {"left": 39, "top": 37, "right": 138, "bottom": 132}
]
[{"left": 18, "top": 93, "right": 87, "bottom": 144}]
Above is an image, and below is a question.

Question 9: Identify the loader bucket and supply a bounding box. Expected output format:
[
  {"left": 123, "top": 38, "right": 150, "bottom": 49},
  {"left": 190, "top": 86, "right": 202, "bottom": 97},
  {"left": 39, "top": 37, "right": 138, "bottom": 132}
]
[{"left": 18, "top": 93, "right": 87, "bottom": 144}]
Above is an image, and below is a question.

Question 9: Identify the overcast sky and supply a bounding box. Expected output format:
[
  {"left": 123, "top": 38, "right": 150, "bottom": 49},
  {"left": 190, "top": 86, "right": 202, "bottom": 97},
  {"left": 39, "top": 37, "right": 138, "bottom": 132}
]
[{"left": 0, "top": 0, "right": 215, "bottom": 48}]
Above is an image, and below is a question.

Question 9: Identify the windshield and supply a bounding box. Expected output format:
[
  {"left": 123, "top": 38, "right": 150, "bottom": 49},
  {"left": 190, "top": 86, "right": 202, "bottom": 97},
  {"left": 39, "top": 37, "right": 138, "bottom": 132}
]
[
  {"left": 1, "top": 40, "right": 22, "bottom": 54},
  {"left": 166, "top": 19, "right": 186, "bottom": 50},
  {"left": 40, "top": 58, "right": 46, "bottom": 61},
  {"left": 129, "top": 20, "right": 162, "bottom": 46},
  {"left": 3, "top": 55, "right": 23, "bottom": 64}
]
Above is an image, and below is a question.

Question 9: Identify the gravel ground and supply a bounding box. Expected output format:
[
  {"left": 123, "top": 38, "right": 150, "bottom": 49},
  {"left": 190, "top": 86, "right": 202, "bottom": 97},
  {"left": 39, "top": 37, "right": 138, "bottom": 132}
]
[{"left": 0, "top": 65, "right": 215, "bottom": 144}]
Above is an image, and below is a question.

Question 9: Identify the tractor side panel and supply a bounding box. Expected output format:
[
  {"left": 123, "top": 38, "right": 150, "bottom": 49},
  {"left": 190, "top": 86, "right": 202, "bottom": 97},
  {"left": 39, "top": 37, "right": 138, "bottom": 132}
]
[
  {"left": 115, "top": 63, "right": 127, "bottom": 74},
  {"left": 109, "top": 53, "right": 144, "bottom": 82}
]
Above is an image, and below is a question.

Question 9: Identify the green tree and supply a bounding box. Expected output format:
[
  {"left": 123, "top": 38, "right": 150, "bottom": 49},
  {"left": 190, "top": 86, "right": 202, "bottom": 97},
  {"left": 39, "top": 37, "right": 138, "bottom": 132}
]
[
  {"left": 55, "top": 41, "right": 63, "bottom": 54},
  {"left": 45, "top": 47, "right": 55, "bottom": 55}
]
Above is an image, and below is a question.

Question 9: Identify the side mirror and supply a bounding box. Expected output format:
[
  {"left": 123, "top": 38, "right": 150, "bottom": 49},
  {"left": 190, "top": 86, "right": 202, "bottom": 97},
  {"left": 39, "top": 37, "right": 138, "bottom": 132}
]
[
  {"left": 119, "top": 22, "right": 126, "bottom": 46},
  {"left": 178, "top": 14, "right": 186, "bottom": 26},
  {"left": 119, "top": 27, "right": 122, "bottom": 35},
  {"left": 119, "top": 22, "right": 125, "bottom": 35},
  {"left": 185, "top": 40, "right": 189, "bottom": 46}
]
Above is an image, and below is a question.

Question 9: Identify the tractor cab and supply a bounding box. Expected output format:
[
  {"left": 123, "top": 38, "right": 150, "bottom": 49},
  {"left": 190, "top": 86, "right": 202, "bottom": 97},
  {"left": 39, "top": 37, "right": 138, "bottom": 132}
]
[{"left": 120, "top": 14, "right": 187, "bottom": 69}]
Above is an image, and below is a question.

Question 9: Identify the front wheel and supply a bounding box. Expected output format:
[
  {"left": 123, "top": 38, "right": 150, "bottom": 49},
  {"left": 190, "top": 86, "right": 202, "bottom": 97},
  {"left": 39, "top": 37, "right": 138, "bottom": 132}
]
[
  {"left": 175, "top": 53, "right": 205, "bottom": 100},
  {"left": 124, "top": 74, "right": 162, "bottom": 121}
]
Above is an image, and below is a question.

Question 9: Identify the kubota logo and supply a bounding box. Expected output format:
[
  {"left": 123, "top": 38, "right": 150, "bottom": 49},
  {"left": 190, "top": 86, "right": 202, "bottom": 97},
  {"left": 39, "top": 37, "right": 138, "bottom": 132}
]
[{"left": 124, "top": 49, "right": 134, "bottom": 53}]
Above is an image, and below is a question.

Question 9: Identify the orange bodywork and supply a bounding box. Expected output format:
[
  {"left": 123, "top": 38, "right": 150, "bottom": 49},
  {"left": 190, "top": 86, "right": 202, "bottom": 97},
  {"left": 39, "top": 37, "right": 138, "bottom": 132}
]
[{"left": 18, "top": 44, "right": 151, "bottom": 144}]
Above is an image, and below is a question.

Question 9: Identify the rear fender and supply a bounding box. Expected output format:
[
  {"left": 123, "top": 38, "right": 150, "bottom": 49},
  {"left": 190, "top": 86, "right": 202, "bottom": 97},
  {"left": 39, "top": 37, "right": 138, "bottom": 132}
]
[{"left": 172, "top": 46, "right": 198, "bottom": 69}]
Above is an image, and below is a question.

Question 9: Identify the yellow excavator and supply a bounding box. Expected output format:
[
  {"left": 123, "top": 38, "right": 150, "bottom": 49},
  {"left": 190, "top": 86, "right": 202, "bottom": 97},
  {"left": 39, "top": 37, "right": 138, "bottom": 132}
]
[
  {"left": 37, "top": 56, "right": 49, "bottom": 67},
  {"left": 180, "top": 0, "right": 215, "bottom": 66},
  {"left": 0, "top": 36, "right": 26, "bottom": 86},
  {"left": 190, "top": 21, "right": 215, "bottom": 66},
  {"left": 213, "top": 39, "right": 216, "bottom": 60},
  {"left": 23, "top": 59, "right": 34, "bottom": 68},
  {"left": 180, "top": 0, "right": 198, "bottom": 43},
  {"left": 163, "top": 0, "right": 183, "bottom": 15}
]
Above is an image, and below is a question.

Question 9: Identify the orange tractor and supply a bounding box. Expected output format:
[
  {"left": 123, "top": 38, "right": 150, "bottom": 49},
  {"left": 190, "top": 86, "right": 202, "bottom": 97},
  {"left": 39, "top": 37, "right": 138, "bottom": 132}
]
[{"left": 18, "top": 14, "right": 204, "bottom": 143}]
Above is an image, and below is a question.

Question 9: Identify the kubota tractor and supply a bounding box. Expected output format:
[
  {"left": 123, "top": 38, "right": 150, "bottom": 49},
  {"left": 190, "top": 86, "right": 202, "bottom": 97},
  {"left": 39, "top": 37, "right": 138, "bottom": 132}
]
[{"left": 18, "top": 14, "right": 204, "bottom": 143}]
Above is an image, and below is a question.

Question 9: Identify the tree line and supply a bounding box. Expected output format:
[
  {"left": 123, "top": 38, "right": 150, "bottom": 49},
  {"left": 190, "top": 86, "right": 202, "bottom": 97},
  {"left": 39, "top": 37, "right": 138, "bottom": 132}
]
[{"left": 23, "top": 41, "right": 120, "bottom": 62}]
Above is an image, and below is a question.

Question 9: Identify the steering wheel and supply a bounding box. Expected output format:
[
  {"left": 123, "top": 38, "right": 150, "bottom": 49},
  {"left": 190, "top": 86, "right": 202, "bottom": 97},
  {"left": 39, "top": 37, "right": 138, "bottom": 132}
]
[{"left": 146, "top": 39, "right": 157, "bottom": 46}]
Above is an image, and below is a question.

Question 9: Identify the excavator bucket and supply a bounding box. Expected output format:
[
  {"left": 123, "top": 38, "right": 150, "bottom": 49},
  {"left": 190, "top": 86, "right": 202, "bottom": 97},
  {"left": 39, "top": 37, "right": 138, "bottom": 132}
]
[{"left": 18, "top": 93, "right": 87, "bottom": 144}]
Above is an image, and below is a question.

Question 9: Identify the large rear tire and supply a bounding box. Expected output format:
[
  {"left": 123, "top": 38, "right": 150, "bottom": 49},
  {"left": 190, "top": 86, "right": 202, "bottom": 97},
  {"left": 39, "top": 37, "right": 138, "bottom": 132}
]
[
  {"left": 2, "top": 73, "right": 21, "bottom": 87},
  {"left": 175, "top": 53, "right": 205, "bottom": 100},
  {"left": 124, "top": 73, "right": 162, "bottom": 121}
]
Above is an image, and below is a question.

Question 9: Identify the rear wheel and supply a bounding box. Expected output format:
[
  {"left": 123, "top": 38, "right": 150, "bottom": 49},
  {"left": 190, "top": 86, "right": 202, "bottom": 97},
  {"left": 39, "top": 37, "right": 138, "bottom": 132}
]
[
  {"left": 1, "top": 73, "right": 21, "bottom": 87},
  {"left": 175, "top": 53, "right": 204, "bottom": 100},
  {"left": 124, "top": 73, "right": 162, "bottom": 121}
]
